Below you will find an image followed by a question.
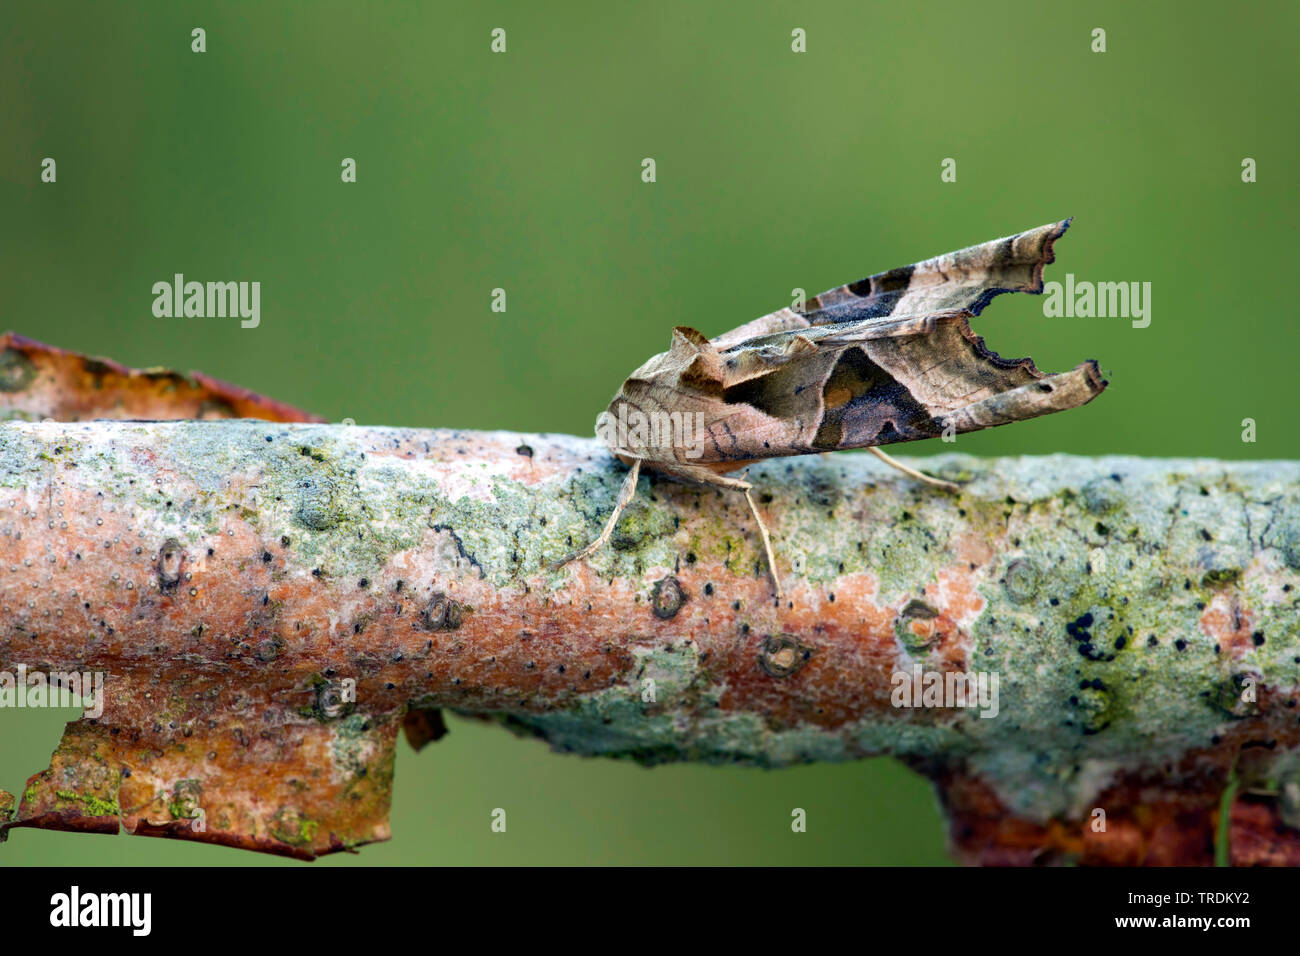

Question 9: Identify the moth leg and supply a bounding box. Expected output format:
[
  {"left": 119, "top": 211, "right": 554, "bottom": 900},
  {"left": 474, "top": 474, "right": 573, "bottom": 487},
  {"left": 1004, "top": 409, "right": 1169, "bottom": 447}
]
[
  {"left": 867, "top": 446, "right": 959, "bottom": 492},
  {"left": 671, "top": 464, "right": 784, "bottom": 601},
  {"left": 741, "top": 485, "right": 784, "bottom": 602},
  {"left": 555, "top": 457, "right": 642, "bottom": 567}
]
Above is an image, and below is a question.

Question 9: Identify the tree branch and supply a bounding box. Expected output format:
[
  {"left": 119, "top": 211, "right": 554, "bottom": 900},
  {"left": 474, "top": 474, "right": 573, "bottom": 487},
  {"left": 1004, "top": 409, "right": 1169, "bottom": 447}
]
[{"left": 1, "top": 419, "right": 1297, "bottom": 863}]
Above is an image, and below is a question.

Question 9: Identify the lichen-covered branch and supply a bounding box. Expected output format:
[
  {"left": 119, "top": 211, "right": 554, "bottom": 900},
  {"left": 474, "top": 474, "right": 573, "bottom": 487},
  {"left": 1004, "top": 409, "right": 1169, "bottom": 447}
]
[{"left": 1, "top": 419, "right": 1298, "bottom": 864}]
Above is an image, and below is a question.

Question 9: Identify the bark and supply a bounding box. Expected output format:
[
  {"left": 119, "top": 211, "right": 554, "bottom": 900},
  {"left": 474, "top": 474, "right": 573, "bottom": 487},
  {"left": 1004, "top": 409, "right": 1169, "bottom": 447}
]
[{"left": 0, "top": 418, "right": 1298, "bottom": 863}]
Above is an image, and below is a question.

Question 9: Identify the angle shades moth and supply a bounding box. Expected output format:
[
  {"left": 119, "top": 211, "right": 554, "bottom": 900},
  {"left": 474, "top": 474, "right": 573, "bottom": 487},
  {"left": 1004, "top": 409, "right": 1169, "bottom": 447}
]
[{"left": 566, "top": 219, "right": 1107, "bottom": 598}]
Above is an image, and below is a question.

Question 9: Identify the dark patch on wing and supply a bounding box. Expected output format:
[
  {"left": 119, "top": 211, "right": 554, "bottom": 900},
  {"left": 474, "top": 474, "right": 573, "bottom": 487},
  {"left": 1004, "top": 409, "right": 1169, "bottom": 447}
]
[
  {"left": 805, "top": 264, "right": 914, "bottom": 323},
  {"left": 722, "top": 362, "right": 801, "bottom": 420},
  {"left": 811, "top": 347, "right": 938, "bottom": 450},
  {"left": 794, "top": 220, "right": 1070, "bottom": 330},
  {"left": 845, "top": 263, "right": 914, "bottom": 300}
]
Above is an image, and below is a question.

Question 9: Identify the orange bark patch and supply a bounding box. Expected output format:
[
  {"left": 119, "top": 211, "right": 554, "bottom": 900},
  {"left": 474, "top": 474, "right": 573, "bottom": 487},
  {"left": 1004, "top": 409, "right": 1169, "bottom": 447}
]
[
  {"left": 0, "top": 332, "right": 322, "bottom": 423},
  {"left": 1199, "top": 594, "right": 1256, "bottom": 658}
]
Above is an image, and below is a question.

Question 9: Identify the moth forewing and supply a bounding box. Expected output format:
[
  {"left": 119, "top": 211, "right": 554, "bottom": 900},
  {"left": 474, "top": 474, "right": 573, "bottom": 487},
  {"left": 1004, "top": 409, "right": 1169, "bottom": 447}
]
[
  {"left": 568, "top": 219, "right": 1106, "bottom": 599},
  {"left": 938, "top": 361, "right": 1106, "bottom": 434}
]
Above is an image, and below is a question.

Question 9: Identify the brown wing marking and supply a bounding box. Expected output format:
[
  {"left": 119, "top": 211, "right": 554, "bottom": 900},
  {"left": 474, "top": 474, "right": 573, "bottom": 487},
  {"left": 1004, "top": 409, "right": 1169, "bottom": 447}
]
[
  {"left": 707, "top": 219, "right": 1071, "bottom": 352},
  {"left": 703, "top": 311, "right": 1104, "bottom": 467},
  {"left": 800, "top": 218, "right": 1071, "bottom": 324}
]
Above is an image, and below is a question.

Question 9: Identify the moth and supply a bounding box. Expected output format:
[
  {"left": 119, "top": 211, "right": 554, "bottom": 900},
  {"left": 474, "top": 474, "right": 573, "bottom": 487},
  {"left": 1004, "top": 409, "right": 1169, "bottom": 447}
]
[{"left": 566, "top": 219, "right": 1106, "bottom": 598}]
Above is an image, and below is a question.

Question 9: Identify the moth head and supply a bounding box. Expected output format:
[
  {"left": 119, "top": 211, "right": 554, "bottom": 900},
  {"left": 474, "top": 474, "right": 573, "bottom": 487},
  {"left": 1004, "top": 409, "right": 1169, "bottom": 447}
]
[
  {"left": 594, "top": 332, "right": 724, "bottom": 461},
  {"left": 613, "top": 326, "right": 725, "bottom": 397}
]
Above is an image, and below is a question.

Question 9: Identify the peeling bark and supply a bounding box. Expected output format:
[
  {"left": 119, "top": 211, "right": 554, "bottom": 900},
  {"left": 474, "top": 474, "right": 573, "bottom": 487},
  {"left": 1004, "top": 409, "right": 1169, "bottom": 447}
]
[
  {"left": 0, "top": 415, "right": 1296, "bottom": 863},
  {"left": 0, "top": 332, "right": 323, "bottom": 423}
]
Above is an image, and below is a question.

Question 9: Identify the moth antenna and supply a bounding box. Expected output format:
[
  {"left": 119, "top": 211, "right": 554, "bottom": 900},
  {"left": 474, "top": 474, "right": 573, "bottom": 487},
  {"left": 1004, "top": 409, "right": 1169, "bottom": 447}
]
[
  {"left": 867, "top": 446, "right": 960, "bottom": 492},
  {"left": 553, "top": 458, "right": 642, "bottom": 568},
  {"left": 742, "top": 486, "right": 783, "bottom": 601}
]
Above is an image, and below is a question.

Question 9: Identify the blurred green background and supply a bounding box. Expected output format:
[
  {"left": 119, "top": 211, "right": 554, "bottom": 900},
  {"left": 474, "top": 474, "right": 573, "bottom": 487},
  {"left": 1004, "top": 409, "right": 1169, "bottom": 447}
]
[{"left": 1, "top": 0, "right": 1295, "bottom": 865}]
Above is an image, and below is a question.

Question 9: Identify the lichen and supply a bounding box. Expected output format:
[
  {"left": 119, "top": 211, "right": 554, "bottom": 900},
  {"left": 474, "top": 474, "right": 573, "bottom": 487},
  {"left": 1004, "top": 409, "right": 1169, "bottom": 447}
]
[{"left": 54, "top": 789, "right": 120, "bottom": 817}]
